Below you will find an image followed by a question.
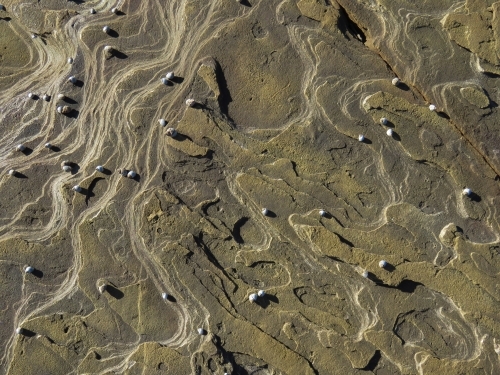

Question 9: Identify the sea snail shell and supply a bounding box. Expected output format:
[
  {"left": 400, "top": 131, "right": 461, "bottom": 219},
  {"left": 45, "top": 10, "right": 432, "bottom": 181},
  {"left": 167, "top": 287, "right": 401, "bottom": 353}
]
[{"left": 166, "top": 128, "right": 177, "bottom": 137}]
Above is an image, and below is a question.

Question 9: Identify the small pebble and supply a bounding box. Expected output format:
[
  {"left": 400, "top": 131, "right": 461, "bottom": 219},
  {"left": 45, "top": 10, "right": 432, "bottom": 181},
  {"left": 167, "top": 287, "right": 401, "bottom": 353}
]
[
  {"left": 15, "top": 328, "right": 23, "bottom": 335},
  {"left": 257, "top": 289, "right": 266, "bottom": 297},
  {"left": 386, "top": 128, "right": 393, "bottom": 137},
  {"left": 379, "top": 260, "right": 387, "bottom": 268},
  {"left": 103, "top": 26, "right": 110, "bottom": 33},
  {"left": 72, "top": 185, "right": 82, "bottom": 193},
  {"left": 158, "top": 119, "right": 167, "bottom": 127},
  {"left": 249, "top": 293, "right": 258, "bottom": 302},
  {"left": 27, "top": 92, "right": 34, "bottom": 99},
  {"left": 463, "top": 187, "right": 471, "bottom": 196},
  {"left": 161, "top": 78, "right": 168, "bottom": 85},
  {"left": 68, "top": 76, "right": 77, "bottom": 84},
  {"left": 319, "top": 209, "right": 326, "bottom": 217},
  {"left": 16, "top": 144, "right": 26, "bottom": 152},
  {"left": 62, "top": 165, "right": 72, "bottom": 172},
  {"left": 361, "top": 270, "right": 369, "bottom": 278},
  {"left": 67, "top": 57, "right": 73, "bottom": 64},
  {"left": 127, "top": 170, "right": 137, "bottom": 179},
  {"left": 166, "top": 72, "right": 174, "bottom": 80},
  {"left": 8, "top": 169, "right": 16, "bottom": 176},
  {"left": 44, "top": 143, "right": 52, "bottom": 149},
  {"left": 25, "top": 266, "right": 34, "bottom": 273},
  {"left": 185, "top": 98, "right": 196, "bottom": 107},
  {"left": 111, "top": 7, "right": 118, "bottom": 14},
  {"left": 261, "top": 208, "right": 269, "bottom": 216},
  {"left": 429, "top": 104, "right": 436, "bottom": 111},
  {"left": 42, "top": 94, "right": 50, "bottom": 101},
  {"left": 392, "top": 77, "right": 400, "bottom": 86},
  {"left": 380, "top": 117, "right": 388, "bottom": 125},
  {"left": 90, "top": 8, "right": 96, "bottom": 14},
  {"left": 162, "top": 292, "right": 169, "bottom": 300},
  {"left": 358, "top": 134, "right": 365, "bottom": 142},
  {"left": 95, "top": 165, "right": 104, "bottom": 172}
]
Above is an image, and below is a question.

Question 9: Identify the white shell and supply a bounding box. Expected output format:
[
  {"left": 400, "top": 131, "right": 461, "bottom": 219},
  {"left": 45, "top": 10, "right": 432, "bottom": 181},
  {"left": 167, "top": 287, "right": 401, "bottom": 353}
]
[
  {"left": 31, "top": 34, "right": 37, "bottom": 39},
  {"left": 57, "top": 106, "right": 63, "bottom": 113},
  {"left": 379, "top": 260, "right": 387, "bottom": 268},
  {"left": 249, "top": 293, "right": 258, "bottom": 302},
  {"left": 68, "top": 76, "right": 77, "bottom": 84},
  {"left": 429, "top": 104, "right": 436, "bottom": 111},
  {"left": 103, "top": 26, "right": 110, "bottom": 33},
  {"left": 42, "top": 94, "right": 49, "bottom": 101},
  {"left": 95, "top": 165, "right": 104, "bottom": 172},
  {"left": 319, "top": 209, "right": 326, "bottom": 217},
  {"left": 15, "top": 327, "right": 23, "bottom": 335},
  {"left": 463, "top": 187, "right": 471, "bottom": 196},
  {"left": 104, "top": 45, "right": 112, "bottom": 52},
  {"left": 44, "top": 142, "right": 52, "bottom": 149},
  {"left": 257, "top": 289, "right": 266, "bottom": 297},
  {"left": 57, "top": 94, "right": 66, "bottom": 100},
  {"left": 197, "top": 328, "right": 206, "bottom": 335},
  {"left": 98, "top": 284, "right": 107, "bottom": 294},
  {"left": 261, "top": 208, "right": 269, "bottom": 216},
  {"left": 72, "top": 185, "right": 82, "bottom": 192},
  {"left": 90, "top": 8, "right": 96, "bottom": 14},
  {"left": 185, "top": 98, "right": 196, "bottom": 107},
  {"left": 166, "top": 128, "right": 177, "bottom": 137},
  {"left": 392, "top": 77, "right": 400, "bottom": 86},
  {"left": 25, "top": 266, "right": 34, "bottom": 273},
  {"left": 159, "top": 119, "right": 167, "bottom": 127},
  {"left": 27, "top": 92, "right": 34, "bottom": 98},
  {"left": 380, "top": 117, "right": 388, "bottom": 125},
  {"left": 62, "top": 165, "right": 72, "bottom": 172},
  {"left": 358, "top": 134, "right": 365, "bottom": 142},
  {"left": 67, "top": 57, "right": 73, "bottom": 64},
  {"left": 166, "top": 72, "right": 174, "bottom": 80},
  {"left": 16, "top": 144, "right": 26, "bottom": 152},
  {"left": 162, "top": 292, "right": 169, "bottom": 300},
  {"left": 111, "top": 7, "right": 118, "bottom": 13},
  {"left": 8, "top": 169, "right": 16, "bottom": 176},
  {"left": 386, "top": 128, "right": 393, "bottom": 137},
  {"left": 161, "top": 78, "right": 168, "bottom": 85},
  {"left": 361, "top": 270, "right": 369, "bottom": 278},
  {"left": 127, "top": 170, "right": 137, "bottom": 179}
]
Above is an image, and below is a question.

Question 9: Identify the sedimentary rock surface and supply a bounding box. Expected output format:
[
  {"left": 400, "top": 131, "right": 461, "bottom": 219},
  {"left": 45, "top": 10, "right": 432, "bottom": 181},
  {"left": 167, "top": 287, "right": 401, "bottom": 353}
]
[{"left": 0, "top": 0, "right": 499, "bottom": 374}]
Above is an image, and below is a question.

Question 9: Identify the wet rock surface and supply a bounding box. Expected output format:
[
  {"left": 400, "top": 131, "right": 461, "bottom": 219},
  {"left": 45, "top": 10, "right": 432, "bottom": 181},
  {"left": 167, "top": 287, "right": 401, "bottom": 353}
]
[{"left": 0, "top": 0, "right": 499, "bottom": 374}]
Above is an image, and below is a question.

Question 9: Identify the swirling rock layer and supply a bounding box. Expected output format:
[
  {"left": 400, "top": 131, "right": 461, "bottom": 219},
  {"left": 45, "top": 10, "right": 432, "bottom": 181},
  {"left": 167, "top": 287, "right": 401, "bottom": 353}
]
[{"left": 0, "top": 0, "right": 499, "bottom": 374}]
